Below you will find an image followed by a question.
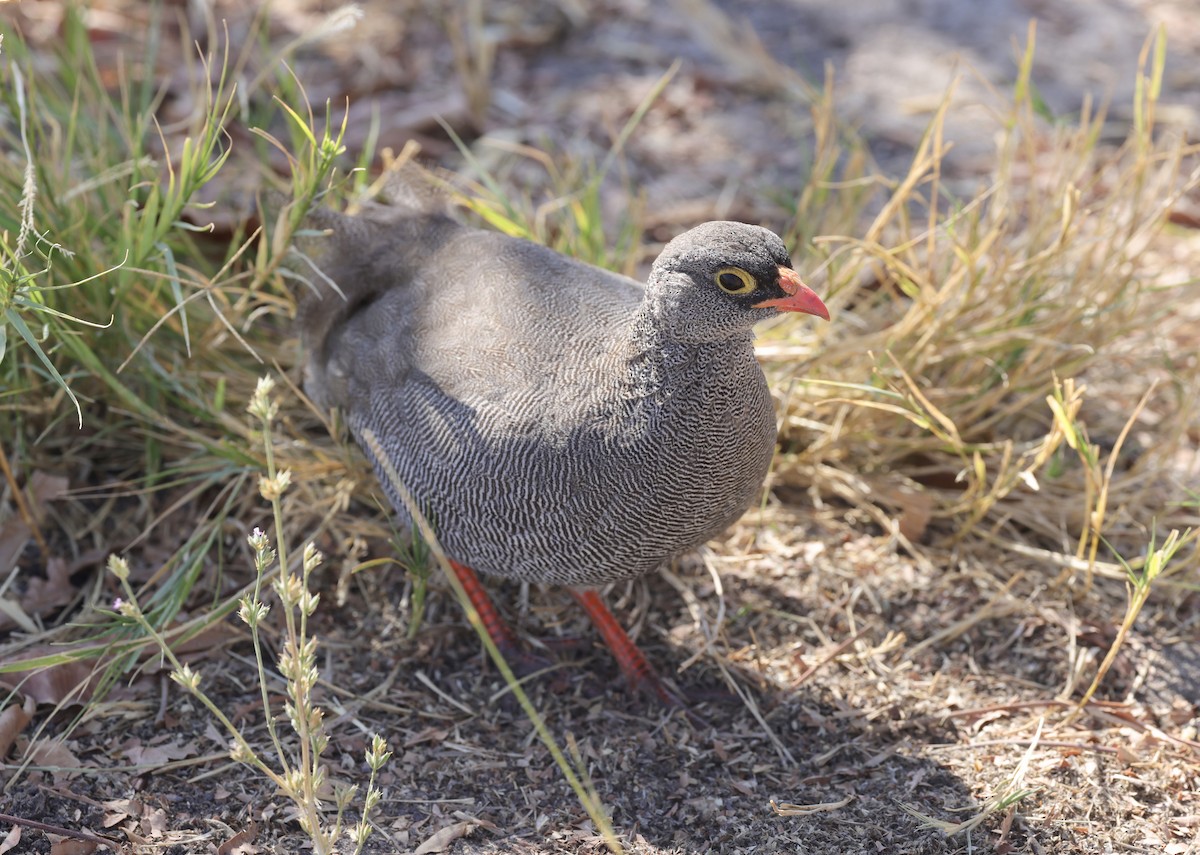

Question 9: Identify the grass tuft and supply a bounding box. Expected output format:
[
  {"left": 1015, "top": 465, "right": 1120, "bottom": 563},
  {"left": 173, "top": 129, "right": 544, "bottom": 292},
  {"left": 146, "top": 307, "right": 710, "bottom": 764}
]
[
  {"left": 106, "top": 375, "right": 390, "bottom": 855},
  {"left": 766, "top": 26, "right": 1200, "bottom": 590}
]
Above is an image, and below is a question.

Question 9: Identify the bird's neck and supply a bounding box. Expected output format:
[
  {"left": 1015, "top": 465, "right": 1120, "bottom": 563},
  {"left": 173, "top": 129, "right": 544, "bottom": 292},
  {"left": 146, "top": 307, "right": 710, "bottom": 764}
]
[{"left": 624, "top": 295, "right": 756, "bottom": 403}]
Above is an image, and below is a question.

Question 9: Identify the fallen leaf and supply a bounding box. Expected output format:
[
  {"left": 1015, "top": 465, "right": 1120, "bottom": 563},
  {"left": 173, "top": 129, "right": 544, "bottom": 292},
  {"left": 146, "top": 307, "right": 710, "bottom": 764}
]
[
  {"left": 0, "top": 825, "right": 20, "bottom": 855},
  {"left": 48, "top": 838, "right": 98, "bottom": 855},
  {"left": 15, "top": 557, "right": 79, "bottom": 624},
  {"left": 122, "top": 738, "right": 196, "bottom": 767},
  {"left": 414, "top": 820, "right": 478, "bottom": 854},
  {"left": 102, "top": 812, "right": 129, "bottom": 830},
  {"left": 1115, "top": 744, "right": 1140, "bottom": 764},
  {"left": 730, "top": 778, "right": 757, "bottom": 795},
  {"left": 216, "top": 821, "right": 259, "bottom": 855},
  {"left": 140, "top": 806, "right": 168, "bottom": 839},
  {"left": 172, "top": 621, "right": 241, "bottom": 656},
  {"left": 1, "top": 550, "right": 107, "bottom": 633},
  {"left": 102, "top": 798, "right": 140, "bottom": 829},
  {"left": 0, "top": 511, "right": 36, "bottom": 633},
  {"left": 0, "top": 514, "right": 32, "bottom": 583},
  {"left": 0, "top": 473, "right": 79, "bottom": 631},
  {"left": 867, "top": 479, "right": 935, "bottom": 542},
  {"left": 405, "top": 726, "right": 451, "bottom": 747},
  {"left": 28, "top": 737, "right": 84, "bottom": 783},
  {"left": 894, "top": 490, "right": 934, "bottom": 542},
  {"left": 0, "top": 653, "right": 98, "bottom": 707},
  {"left": 28, "top": 472, "right": 70, "bottom": 507},
  {"left": 0, "top": 694, "right": 35, "bottom": 758},
  {"left": 203, "top": 720, "right": 226, "bottom": 749},
  {"left": 0, "top": 471, "right": 69, "bottom": 581}
]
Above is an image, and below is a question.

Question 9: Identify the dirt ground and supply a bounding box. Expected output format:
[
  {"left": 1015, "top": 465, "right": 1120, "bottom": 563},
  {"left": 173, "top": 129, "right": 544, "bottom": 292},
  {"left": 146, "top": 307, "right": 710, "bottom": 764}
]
[{"left": 3, "top": 1, "right": 1200, "bottom": 854}]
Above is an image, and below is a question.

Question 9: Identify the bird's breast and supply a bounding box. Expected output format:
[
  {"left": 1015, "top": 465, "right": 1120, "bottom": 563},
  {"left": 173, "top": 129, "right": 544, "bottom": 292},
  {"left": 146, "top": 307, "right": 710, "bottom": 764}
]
[{"left": 356, "top": 345, "right": 779, "bottom": 586}]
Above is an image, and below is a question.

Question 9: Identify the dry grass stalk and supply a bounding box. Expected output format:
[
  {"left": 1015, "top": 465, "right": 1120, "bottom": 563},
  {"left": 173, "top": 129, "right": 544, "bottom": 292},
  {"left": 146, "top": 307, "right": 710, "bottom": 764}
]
[
  {"left": 445, "top": 0, "right": 495, "bottom": 130},
  {"left": 358, "top": 426, "right": 625, "bottom": 855},
  {"left": 902, "top": 718, "right": 1043, "bottom": 836}
]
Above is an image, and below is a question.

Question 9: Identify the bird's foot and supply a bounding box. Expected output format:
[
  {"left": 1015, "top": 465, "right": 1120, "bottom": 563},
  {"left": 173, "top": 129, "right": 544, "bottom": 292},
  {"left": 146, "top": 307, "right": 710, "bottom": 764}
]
[
  {"left": 449, "top": 560, "right": 570, "bottom": 692},
  {"left": 448, "top": 561, "right": 705, "bottom": 723},
  {"left": 568, "top": 587, "right": 708, "bottom": 726}
]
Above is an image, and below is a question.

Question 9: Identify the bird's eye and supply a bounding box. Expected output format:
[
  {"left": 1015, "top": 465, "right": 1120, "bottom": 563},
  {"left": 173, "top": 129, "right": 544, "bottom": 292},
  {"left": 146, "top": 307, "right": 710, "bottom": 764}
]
[{"left": 715, "top": 267, "right": 756, "bottom": 295}]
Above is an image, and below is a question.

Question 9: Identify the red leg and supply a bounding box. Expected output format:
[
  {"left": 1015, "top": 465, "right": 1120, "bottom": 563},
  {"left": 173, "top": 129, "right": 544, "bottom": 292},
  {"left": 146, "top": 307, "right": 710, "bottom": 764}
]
[
  {"left": 449, "top": 560, "right": 528, "bottom": 667},
  {"left": 568, "top": 588, "right": 684, "bottom": 709},
  {"left": 448, "top": 565, "right": 692, "bottom": 716}
]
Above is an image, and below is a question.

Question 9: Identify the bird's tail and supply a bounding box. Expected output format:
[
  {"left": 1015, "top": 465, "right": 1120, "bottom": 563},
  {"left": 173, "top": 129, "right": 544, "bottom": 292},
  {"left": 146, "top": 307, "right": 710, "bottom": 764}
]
[{"left": 276, "top": 161, "right": 457, "bottom": 357}]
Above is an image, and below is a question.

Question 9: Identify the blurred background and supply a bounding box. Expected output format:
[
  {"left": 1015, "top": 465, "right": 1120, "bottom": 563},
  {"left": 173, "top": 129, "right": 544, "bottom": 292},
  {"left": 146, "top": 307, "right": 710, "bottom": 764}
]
[{"left": 10, "top": 0, "right": 1199, "bottom": 227}]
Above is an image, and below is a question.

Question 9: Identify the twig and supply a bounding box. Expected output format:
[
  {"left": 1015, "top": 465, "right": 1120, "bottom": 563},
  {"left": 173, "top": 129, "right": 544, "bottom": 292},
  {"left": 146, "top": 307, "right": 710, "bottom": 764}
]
[
  {"left": 795, "top": 629, "right": 869, "bottom": 685},
  {"left": 0, "top": 812, "right": 117, "bottom": 847},
  {"left": 0, "top": 443, "right": 50, "bottom": 560}
]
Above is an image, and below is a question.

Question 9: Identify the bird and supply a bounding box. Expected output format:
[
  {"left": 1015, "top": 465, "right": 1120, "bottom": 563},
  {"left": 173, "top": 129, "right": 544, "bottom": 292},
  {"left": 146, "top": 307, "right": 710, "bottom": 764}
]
[{"left": 291, "top": 168, "right": 829, "bottom": 707}]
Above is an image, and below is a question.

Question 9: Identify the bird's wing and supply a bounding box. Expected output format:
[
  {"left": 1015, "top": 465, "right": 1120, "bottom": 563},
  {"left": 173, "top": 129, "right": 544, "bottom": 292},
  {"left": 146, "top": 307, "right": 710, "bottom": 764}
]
[{"left": 296, "top": 203, "right": 644, "bottom": 427}]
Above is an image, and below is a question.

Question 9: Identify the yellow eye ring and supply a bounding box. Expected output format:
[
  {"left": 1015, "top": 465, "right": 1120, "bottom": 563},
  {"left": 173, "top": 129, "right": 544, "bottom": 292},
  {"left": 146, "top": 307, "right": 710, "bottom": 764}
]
[{"left": 714, "top": 267, "right": 757, "bottom": 295}]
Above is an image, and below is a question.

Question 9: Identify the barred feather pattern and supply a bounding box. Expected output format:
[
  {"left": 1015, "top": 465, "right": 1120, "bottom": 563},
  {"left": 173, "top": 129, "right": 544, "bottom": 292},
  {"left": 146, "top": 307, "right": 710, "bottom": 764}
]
[
  {"left": 347, "top": 335, "right": 776, "bottom": 586},
  {"left": 298, "top": 187, "right": 799, "bottom": 587}
]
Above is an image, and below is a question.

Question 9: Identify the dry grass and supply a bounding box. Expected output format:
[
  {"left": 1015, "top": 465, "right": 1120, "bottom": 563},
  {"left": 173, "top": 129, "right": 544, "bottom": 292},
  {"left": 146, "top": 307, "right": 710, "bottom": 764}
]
[{"left": 769, "top": 28, "right": 1200, "bottom": 589}]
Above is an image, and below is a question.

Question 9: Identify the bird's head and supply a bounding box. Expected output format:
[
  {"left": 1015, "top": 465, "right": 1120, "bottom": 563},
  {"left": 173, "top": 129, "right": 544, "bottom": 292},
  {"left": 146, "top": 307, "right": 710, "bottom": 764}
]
[{"left": 647, "top": 221, "right": 829, "bottom": 342}]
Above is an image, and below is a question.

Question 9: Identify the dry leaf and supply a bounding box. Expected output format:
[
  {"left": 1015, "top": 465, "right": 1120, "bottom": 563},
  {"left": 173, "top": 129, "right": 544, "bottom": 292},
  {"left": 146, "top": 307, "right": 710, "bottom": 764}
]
[
  {"left": 172, "top": 622, "right": 240, "bottom": 657},
  {"left": 895, "top": 491, "right": 934, "bottom": 541},
  {"left": 730, "top": 778, "right": 757, "bottom": 796},
  {"left": 140, "top": 806, "right": 168, "bottom": 839},
  {"left": 0, "top": 694, "right": 35, "bottom": 758},
  {"left": 28, "top": 737, "right": 83, "bottom": 783},
  {"left": 0, "top": 654, "right": 97, "bottom": 706},
  {"left": 0, "top": 825, "right": 20, "bottom": 855},
  {"left": 15, "top": 557, "right": 77, "bottom": 623},
  {"left": 865, "top": 478, "right": 936, "bottom": 542},
  {"left": 102, "top": 797, "right": 138, "bottom": 829},
  {"left": 405, "top": 726, "right": 451, "bottom": 747},
  {"left": 203, "top": 720, "right": 227, "bottom": 748},
  {"left": 414, "top": 820, "right": 478, "bottom": 854},
  {"left": 28, "top": 472, "right": 70, "bottom": 507},
  {"left": 1, "top": 552, "right": 106, "bottom": 632},
  {"left": 0, "top": 473, "right": 77, "bottom": 631},
  {"left": 0, "top": 514, "right": 32, "bottom": 580},
  {"left": 0, "top": 472, "right": 69, "bottom": 571},
  {"left": 216, "top": 821, "right": 259, "bottom": 855},
  {"left": 0, "top": 474, "right": 67, "bottom": 569},
  {"left": 0, "top": 511, "right": 36, "bottom": 633},
  {"left": 48, "top": 838, "right": 98, "bottom": 855},
  {"left": 122, "top": 737, "right": 196, "bottom": 766}
]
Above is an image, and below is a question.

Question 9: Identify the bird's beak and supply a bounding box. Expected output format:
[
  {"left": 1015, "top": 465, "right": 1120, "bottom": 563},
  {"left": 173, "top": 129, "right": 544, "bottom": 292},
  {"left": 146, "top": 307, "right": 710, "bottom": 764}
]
[{"left": 753, "top": 266, "right": 830, "bottom": 320}]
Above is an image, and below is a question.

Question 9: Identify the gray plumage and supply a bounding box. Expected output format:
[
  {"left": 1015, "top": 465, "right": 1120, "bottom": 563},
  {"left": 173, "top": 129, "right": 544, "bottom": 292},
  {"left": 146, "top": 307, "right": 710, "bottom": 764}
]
[{"left": 295, "top": 174, "right": 823, "bottom": 587}]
